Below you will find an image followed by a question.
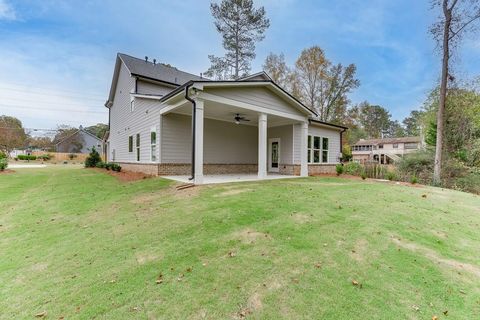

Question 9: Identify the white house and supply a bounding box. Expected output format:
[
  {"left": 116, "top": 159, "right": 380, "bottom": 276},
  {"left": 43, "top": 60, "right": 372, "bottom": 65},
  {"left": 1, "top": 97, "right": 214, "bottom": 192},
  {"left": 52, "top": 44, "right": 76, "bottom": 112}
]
[
  {"left": 352, "top": 136, "right": 422, "bottom": 164},
  {"left": 104, "top": 53, "right": 347, "bottom": 184}
]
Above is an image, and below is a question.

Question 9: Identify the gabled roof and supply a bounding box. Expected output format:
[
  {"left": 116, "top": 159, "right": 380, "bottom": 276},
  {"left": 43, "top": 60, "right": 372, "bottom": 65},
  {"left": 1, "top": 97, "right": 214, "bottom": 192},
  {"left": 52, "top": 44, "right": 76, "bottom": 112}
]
[
  {"left": 118, "top": 53, "right": 204, "bottom": 86},
  {"left": 238, "top": 71, "right": 272, "bottom": 81},
  {"left": 353, "top": 136, "right": 421, "bottom": 146},
  {"left": 54, "top": 128, "right": 102, "bottom": 146},
  {"left": 158, "top": 80, "right": 318, "bottom": 117}
]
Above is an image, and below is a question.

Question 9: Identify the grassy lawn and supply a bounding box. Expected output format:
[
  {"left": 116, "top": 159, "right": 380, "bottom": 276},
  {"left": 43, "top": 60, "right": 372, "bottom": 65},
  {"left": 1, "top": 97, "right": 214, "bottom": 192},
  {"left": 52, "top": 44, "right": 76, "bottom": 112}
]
[{"left": 1, "top": 166, "right": 480, "bottom": 319}]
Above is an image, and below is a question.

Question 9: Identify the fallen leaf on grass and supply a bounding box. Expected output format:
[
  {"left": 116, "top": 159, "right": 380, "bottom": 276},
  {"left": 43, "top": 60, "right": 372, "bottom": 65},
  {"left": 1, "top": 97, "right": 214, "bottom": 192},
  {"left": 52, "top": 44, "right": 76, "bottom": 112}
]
[
  {"left": 156, "top": 273, "right": 163, "bottom": 284},
  {"left": 432, "top": 316, "right": 438, "bottom": 320},
  {"left": 352, "top": 280, "right": 362, "bottom": 288},
  {"left": 35, "top": 311, "right": 47, "bottom": 317},
  {"left": 314, "top": 263, "right": 321, "bottom": 269},
  {"left": 443, "top": 310, "right": 448, "bottom": 315},
  {"left": 228, "top": 251, "right": 236, "bottom": 258},
  {"left": 422, "top": 194, "right": 427, "bottom": 198},
  {"left": 411, "top": 305, "right": 420, "bottom": 311}
]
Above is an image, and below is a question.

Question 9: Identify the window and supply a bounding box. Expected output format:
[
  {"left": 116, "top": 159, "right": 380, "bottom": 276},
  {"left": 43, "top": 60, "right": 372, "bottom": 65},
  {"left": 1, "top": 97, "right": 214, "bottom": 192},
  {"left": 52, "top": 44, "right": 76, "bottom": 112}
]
[
  {"left": 150, "top": 129, "right": 157, "bottom": 162},
  {"left": 378, "top": 144, "right": 384, "bottom": 149},
  {"left": 393, "top": 143, "right": 398, "bottom": 148},
  {"left": 322, "top": 137, "right": 329, "bottom": 163},
  {"left": 128, "top": 136, "right": 133, "bottom": 152},
  {"left": 136, "top": 133, "right": 140, "bottom": 161},
  {"left": 307, "top": 135, "right": 329, "bottom": 163},
  {"left": 404, "top": 142, "right": 418, "bottom": 149}
]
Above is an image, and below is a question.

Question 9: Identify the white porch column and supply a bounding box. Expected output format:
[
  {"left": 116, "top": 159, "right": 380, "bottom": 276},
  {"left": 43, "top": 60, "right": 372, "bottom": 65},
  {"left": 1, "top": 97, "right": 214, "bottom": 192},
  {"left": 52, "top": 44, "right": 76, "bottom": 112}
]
[
  {"left": 258, "top": 113, "right": 267, "bottom": 179},
  {"left": 300, "top": 121, "right": 309, "bottom": 177},
  {"left": 194, "top": 99, "right": 204, "bottom": 184}
]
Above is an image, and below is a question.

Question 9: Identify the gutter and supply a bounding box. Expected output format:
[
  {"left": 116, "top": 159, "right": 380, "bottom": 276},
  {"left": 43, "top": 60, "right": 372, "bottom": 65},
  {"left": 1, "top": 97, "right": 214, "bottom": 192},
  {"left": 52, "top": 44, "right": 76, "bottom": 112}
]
[
  {"left": 340, "top": 127, "right": 347, "bottom": 162},
  {"left": 184, "top": 83, "right": 196, "bottom": 181}
]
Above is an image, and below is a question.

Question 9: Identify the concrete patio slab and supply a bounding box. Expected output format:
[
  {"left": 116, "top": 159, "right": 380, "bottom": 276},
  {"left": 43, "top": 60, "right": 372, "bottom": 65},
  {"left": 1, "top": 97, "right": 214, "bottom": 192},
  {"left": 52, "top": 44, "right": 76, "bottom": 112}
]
[{"left": 164, "top": 173, "right": 300, "bottom": 185}]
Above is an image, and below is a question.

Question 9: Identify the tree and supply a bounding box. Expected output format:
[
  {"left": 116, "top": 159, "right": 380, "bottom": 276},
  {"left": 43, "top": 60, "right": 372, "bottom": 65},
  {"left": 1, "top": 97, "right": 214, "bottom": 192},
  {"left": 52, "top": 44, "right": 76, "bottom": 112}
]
[
  {"left": 402, "top": 110, "right": 424, "bottom": 136},
  {"left": 294, "top": 46, "right": 328, "bottom": 113},
  {"left": 205, "top": 0, "right": 270, "bottom": 79},
  {"left": 85, "top": 123, "right": 108, "bottom": 139},
  {"left": 28, "top": 136, "right": 53, "bottom": 151},
  {"left": 319, "top": 63, "right": 360, "bottom": 122},
  {"left": 385, "top": 120, "right": 405, "bottom": 138},
  {"left": 263, "top": 52, "right": 289, "bottom": 87},
  {"left": 0, "top": 115, "right": 28, "bottom": 154},
  {"left": 356, "top": 102, "right": 392, "bottom": 139},
  {"left": 430, "top": 0, "right": 480, "bottom": 184}
]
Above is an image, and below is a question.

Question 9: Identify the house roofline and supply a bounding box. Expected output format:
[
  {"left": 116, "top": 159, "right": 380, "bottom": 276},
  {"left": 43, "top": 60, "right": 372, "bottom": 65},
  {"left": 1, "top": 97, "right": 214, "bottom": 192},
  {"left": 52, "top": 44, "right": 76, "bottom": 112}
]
[
  {"left": 159, "top": 80, "right": 318, "bottom": 117},
  {"left": 309, "top": 119, "right": 348, "bottom": 130}
]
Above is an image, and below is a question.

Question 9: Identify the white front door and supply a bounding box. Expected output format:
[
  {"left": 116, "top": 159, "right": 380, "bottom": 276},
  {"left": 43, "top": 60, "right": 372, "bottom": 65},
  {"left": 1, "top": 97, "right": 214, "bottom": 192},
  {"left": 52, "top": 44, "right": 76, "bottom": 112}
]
[{"left": 268, "top": 138, "right": 280, "bottom": 172}]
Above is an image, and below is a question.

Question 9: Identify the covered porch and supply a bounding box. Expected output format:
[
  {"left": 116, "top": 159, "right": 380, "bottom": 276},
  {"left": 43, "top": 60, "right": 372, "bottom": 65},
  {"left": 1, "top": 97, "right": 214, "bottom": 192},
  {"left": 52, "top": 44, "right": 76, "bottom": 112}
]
[{"left": 158, "top": 82, "right": 311, "bottom": 184}]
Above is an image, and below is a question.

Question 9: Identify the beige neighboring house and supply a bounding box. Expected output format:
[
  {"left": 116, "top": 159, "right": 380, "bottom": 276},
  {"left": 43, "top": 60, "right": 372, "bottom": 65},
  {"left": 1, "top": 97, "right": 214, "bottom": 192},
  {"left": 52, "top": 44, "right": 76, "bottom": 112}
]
[
  {"left": 104, "top": 53, "right": 348, "bottom": 184},
  {"left": 351, "top": 136, "right": 422, "bottom": 164}
]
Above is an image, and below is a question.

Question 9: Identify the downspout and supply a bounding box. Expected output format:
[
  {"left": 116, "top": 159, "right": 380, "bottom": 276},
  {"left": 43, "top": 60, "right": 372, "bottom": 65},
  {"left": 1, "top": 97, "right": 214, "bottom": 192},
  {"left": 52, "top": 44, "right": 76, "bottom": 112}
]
[
  {"left": 340, "top": 128, "right": 347, "bottom": 163},
  {"left": 184, "top": 83, "right": 195, "bottom": 181}
]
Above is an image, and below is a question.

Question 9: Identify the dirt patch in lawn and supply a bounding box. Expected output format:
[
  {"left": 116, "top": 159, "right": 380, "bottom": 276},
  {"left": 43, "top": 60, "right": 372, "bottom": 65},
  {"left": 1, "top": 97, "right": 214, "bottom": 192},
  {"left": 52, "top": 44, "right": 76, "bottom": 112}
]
[
  {"left": 216, "top": 188, "right": 252, "bottom": 197},
  {"left": 350, "top": 238, "right": 368, "bottom": 262},
  {"left": 135, "top": 251, "right": 161, "bottom": 265},
  {"left": 235, "top": 278, "right": 283, "bottom": 318},
  {"left": 291, "top": 213, "right": 311, "bottom": 224},
  {"left": 231, "top": 228, "right": 272, "bottom": 244},
  {"left": 89, "top": 168, "right": 153, "bottom": 182},
  {"left": 391, "top": 236, "right": 480, "bottom": 278},
  {"left": 0, "top": 169, "right": 15, "bottom": 174}
]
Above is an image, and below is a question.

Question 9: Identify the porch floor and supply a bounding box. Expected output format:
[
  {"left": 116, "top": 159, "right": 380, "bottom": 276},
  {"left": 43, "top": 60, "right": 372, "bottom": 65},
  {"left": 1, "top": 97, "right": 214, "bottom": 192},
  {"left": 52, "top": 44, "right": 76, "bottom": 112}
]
[{"left": 163, "top": 173, "right": 300, "bottom": 185}]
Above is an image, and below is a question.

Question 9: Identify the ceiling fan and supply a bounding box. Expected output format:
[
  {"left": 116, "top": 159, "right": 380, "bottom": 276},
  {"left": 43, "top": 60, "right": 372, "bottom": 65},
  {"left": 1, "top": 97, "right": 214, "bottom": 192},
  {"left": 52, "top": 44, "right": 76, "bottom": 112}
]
[{"left": 234, "top": 113, "right": 250, "bottom": 125}]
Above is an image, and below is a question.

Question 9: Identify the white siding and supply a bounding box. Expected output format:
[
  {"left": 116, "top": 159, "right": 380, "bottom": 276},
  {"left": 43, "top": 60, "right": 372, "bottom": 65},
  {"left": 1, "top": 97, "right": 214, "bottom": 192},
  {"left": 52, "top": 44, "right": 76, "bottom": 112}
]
[
  {"left": 137, "top": 80, "right": 173, "bottom": 96},
  {"left": 268, "top": 125, "right": 293, "bottom": 164},
  {"left": 161, "top": 113, "right": 258, "bottom": 164},
  {"left": 206, "top": 87, "right": 306, "bottom": 117},
  {"left": 293, "top": 123, "right": 342, "bottom": 164},
  {"left": 109, "top": 63, "right": 163, "bottom": 163}
]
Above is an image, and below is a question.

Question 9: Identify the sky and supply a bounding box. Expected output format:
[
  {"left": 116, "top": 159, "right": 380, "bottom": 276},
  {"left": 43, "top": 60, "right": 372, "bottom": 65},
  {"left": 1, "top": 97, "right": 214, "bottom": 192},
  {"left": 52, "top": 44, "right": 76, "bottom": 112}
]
[{"left": 0, "top": 0, "right": 479, "bottom": 135}]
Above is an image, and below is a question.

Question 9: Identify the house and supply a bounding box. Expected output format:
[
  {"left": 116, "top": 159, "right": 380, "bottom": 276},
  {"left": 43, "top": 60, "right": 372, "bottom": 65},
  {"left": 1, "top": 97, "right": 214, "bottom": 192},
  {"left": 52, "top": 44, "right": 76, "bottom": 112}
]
[
  {"left": 104, "top": 53, "right": 347, "bottom": 184},
  {"left": 351, "top": 136, "right": 422, "bottom": 164},
  {"left": 55, "top": 126, "right": 103, "bottom": 154}
]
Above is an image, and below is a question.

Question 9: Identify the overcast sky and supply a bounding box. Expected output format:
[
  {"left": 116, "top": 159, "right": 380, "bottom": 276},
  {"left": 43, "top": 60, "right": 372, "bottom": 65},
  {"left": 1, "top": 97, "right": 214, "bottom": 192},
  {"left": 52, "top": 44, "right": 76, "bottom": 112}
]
[{"left": 0, "top": 0, "right": 479, "bottom": 132}]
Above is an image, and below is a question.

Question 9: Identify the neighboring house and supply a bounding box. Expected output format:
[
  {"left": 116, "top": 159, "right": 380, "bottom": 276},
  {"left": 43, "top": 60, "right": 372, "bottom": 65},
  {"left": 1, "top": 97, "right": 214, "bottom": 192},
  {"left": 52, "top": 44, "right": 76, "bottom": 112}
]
[
  {"left": 104, "top": 53, "right": 347, "bottom": 184},
  {"left": 55, "top": 126, "right": 103, "bottom": 154},
  {"left": 351, "top": 136, "right": 422, "bottom": 164}
]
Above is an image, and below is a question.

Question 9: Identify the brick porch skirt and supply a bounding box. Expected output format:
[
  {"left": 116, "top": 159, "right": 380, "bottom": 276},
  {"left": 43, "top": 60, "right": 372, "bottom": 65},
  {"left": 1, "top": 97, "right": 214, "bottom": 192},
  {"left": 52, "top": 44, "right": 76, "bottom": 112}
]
[{"left": 116, "top": 162, "right": 337, "bottom": 176}]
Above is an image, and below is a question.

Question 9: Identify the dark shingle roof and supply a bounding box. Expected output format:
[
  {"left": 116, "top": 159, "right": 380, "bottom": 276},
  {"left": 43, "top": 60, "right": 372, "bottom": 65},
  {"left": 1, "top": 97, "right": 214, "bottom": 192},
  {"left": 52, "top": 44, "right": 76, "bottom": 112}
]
[
  {"left": 353, "top": 136, "right": 421, "bottom": 146},
  {"left": 118, "top": 53, "right": 204, "bottom": 85}
]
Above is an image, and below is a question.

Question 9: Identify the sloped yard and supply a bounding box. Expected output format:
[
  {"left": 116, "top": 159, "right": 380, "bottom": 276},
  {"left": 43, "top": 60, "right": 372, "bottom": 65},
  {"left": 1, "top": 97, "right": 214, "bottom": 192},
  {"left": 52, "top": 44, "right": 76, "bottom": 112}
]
[{"left": 0, "top": 166, "right": 479, "bottom": 319}]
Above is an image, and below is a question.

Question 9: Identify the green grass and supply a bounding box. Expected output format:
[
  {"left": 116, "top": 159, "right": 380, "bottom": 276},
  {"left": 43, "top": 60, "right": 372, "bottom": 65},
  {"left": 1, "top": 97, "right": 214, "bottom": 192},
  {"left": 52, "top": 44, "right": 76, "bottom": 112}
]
[{"left": 1, "top": 166, "right": 480, "bottom": 319}]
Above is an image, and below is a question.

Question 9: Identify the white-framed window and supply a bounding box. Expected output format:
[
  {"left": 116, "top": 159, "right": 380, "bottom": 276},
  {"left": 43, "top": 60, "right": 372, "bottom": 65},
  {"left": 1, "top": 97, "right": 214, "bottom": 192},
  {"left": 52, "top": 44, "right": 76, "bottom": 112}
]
[
  {"left": 150, "top": 127, "right": 157, "bottom": 162},
  {"left": 136, "top": 133, "right": 140, "bottom": 161},
  {"left": 128, "top": 136, "right": 133, "bottom": 152},
  {"left": 393, "top": 143, "right": 398, "bottom": 148},
  {"left": 308, "top": 135, "right": 329, "bottom": 163},
  {"left": 322, "top": 137, "right": 329, "bottom": 163},
  {"left": 130, "top": 100, "right": 135, "bottom": 112}
]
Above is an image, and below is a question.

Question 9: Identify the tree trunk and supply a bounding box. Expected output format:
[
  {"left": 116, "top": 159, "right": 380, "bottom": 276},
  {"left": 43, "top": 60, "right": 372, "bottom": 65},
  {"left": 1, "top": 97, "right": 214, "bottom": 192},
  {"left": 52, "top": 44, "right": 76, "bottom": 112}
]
[{"left": 433, "top": 1, "right": 451, "bottom": 185}]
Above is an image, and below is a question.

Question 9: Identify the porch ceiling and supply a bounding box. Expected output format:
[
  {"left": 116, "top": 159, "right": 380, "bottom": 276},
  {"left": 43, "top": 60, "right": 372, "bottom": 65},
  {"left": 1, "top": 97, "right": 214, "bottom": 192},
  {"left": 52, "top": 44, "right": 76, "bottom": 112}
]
[{"left": 171, "top": 100, "right": 299, "bottom": 127}]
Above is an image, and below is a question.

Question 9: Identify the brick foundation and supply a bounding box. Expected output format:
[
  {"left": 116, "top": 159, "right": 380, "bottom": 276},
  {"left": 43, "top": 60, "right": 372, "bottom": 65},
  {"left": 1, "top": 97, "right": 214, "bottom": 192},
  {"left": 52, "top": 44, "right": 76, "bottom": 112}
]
[
  {"left": 117, "top": 162, "right": 337, "bottom": 177},
  {"left": 116, "top": 162, "right": 160, "bottom": 176}
]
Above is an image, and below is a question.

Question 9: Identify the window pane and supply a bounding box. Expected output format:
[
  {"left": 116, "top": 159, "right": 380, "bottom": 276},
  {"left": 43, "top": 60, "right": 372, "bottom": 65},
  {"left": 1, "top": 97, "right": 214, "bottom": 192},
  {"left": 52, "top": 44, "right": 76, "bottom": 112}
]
[
  {"left": 314, "top": 136, "right": 320, "bottom": 149},
  {"left": 151, "top": 146, "right": 156, "bottom": 161},
  {"left": 136, "top": 134, "right": 140, "bottom": 146},
  {"left": 322, "top": 137, "right": 329, "bottom": 150},
  {"left": 307, "top": 149, "right": 311, "bottom": 163},
  {"left": 313, "top": 150, "right": 320, "bottom": 163},
  {"left": 308, "top": 135, "right": 312, "bottom": 148},
  {"left": 136, "top": 148, "right": 140, "bottom": 161},
  {"left": 128, "top": 136, "right": 133, "bottom": 152},
  {"left": 322, "top": 150, "right": 328, "bottom": 163},
  {"left": 151, "top": 131, "right": 156, "bottom": 144}
]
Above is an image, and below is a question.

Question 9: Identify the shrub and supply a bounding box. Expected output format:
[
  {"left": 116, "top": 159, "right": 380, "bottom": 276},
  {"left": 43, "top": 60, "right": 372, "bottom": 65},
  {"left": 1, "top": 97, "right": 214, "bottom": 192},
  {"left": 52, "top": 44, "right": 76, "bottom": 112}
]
[
  {"left": 344, "top": 162, "right": 362, "bottom": 175},
  {"left": 386, "top": 171, "right": 396, "bottom": 181},
  {"left": 0, "top": 159, "right": 7, "bottom": 171},
  {"left": 0, "top": 152, "right": 7, "bottom": 159},
  {"left": 397, "top": 150, "right": 434, "bottom": 184},
  {"left": 37, "top": 154, "right": 52, "bottom": 161},
  {"left": 455, "top": 172, "right": 480, "bottom": 195},
  {"left": 68, "top": 153, "right": 77, "bottom": 160},
  {"left": 410, "top": 175, "right": 418, "bottom": 184},
  {"left": 361, "top": 172, "right": 367, "bottom": 180},
  {"left": 96, "top": 161, "right": 106, "bottom": 169},
  {"left": 17, "top": 155, "right": 37, "bottom": 161},
  {"left": 335, "top": 164, "right": 344, "bottom": 176},
  {"left": 364, "top": 163, "right": 388, "bottom": 179},
  {"left": 110, "top": 163, "right": 121, "bottom": 172},
  {"left": 84, "top": 147, "right": 101, "bottom": 168}
]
